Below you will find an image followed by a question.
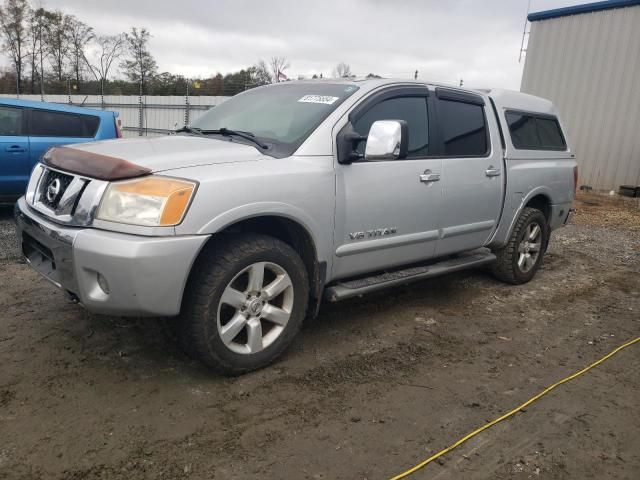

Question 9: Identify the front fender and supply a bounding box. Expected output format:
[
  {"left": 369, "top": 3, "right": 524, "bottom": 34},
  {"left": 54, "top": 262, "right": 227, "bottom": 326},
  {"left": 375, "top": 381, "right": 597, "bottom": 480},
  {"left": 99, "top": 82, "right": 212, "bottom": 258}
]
[{"left": 195, "top": 202, "right": 328, "bottom": 263}]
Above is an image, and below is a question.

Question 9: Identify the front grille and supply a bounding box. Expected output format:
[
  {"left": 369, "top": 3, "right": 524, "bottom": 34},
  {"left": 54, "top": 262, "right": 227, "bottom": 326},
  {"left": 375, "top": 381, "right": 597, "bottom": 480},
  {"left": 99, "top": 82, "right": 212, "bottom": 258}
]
[{"left": 39, "top": 169, "right": 74, "bottom": 210}]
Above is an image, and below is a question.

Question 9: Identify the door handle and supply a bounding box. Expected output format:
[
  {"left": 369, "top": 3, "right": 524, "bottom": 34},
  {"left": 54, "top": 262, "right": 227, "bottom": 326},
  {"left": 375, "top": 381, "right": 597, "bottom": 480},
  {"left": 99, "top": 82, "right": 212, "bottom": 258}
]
[
  {"left": 485, "top": 167, "right": 501, "bottom": 177},
  {"left": 5, "top": 146, "right": 27, "bottom": 153},
  {"left": 419, "top": 170, "right": 441, "bottom": 183}
]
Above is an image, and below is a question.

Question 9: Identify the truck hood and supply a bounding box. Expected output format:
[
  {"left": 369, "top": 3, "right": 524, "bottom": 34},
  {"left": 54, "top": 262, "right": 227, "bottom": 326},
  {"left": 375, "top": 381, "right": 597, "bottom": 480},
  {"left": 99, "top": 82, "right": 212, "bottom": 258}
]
[{"left": 67, "top": 135, "right": 264, "bottom": 173}]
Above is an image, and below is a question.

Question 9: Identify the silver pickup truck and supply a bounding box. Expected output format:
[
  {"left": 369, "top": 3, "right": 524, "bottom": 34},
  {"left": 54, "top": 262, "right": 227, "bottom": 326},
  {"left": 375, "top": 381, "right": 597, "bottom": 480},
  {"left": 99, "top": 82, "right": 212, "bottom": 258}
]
[{"left": 15, "top": 79, "right": 576, "bottom": 374}]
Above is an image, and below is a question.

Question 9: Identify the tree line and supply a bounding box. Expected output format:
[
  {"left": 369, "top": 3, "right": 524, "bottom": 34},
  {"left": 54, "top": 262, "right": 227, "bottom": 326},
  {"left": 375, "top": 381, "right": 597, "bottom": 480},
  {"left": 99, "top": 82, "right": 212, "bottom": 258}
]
[{"left": 0, "top": 0, "right": 374, "bottom": 97}]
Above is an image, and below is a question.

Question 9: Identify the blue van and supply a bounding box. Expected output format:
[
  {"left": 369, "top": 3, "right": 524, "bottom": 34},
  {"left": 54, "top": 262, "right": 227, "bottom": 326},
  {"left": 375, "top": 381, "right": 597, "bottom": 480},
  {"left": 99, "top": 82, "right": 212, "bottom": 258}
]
[{"left": 0, "top": 98, "right": 121, "bottom": 202}]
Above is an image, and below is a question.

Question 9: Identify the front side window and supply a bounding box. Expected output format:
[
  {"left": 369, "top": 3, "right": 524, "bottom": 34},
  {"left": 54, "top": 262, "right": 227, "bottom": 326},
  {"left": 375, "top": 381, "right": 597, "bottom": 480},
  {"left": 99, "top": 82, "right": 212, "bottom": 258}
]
[
  {"left": 506, "top": 111, "right": 566, "bottom": 150},
  {"left": 0, "top": 106, "right": 24, "bottom": 136},
  {"left": 352, "top": 96, "right": 429, "bottom": 158},
  {"left": 30, "top": 110, "right": 99, "bottom": 138},
  {"left": 437, "top": 99, "right": 488, "bottom": 157}
]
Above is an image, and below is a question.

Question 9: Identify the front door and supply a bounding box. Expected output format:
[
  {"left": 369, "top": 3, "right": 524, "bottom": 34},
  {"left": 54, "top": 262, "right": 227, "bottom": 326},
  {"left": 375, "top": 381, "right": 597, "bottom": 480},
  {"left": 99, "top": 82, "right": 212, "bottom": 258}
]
[
  {"left": 0, "top": 105, "right": 29, "bottom": 199},
  {"left": 432, "top": 91, "right": 504, "bottom": 256},
  {"left": 333, "top": 90, "right": 443, "bottom": 279}
]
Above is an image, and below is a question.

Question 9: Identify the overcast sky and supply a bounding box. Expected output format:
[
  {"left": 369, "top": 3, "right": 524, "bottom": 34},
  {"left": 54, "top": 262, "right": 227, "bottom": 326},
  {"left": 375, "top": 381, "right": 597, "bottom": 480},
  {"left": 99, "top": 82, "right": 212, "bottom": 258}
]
[{"left": 15, "top": 0, "right": 586, "bottom": 89}]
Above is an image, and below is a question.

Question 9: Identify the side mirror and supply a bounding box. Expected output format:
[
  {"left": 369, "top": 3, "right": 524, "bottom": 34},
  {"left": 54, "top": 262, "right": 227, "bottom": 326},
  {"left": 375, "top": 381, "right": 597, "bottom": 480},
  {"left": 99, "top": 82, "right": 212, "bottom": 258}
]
[{"left": 364, "top": 120, "right": 409, "bottom": 161}]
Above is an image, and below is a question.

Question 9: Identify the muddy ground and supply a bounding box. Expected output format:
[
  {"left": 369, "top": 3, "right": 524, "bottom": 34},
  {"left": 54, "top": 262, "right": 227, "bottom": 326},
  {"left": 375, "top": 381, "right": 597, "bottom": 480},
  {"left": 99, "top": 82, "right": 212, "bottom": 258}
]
[{"left": 0, "top": 194, "right": 639, "bottom": 480}]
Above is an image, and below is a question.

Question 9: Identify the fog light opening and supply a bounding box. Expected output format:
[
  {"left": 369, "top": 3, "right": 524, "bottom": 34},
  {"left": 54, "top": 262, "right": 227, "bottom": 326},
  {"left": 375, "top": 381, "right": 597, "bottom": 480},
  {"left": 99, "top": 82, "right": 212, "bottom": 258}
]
[{"left": 97, "top": 273, "right": 110, "bottom": 295}]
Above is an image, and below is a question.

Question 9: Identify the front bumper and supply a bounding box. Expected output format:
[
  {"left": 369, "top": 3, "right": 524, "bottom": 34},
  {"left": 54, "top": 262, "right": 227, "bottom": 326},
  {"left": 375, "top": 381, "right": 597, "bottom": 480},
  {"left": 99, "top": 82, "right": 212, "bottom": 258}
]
[{"left": 15, "top": 197, "right": 209, "bottom": 317}]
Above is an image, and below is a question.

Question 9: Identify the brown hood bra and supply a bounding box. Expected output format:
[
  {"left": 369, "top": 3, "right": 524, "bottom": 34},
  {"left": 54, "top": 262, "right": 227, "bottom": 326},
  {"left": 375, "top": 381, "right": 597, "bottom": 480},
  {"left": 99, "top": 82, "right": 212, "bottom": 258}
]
[{"left": 43, "top": 147, "right": 152, "bottom": 181}]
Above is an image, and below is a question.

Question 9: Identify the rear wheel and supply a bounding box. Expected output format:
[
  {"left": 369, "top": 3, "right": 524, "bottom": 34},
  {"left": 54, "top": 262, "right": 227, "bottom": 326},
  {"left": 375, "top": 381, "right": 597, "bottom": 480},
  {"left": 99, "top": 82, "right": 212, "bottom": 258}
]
[
  {"left": 492, "top": 207, "right": 548, "bottom": 284},
  {"left": 178, "top": 234, "right": 309, "bottom": 375}
]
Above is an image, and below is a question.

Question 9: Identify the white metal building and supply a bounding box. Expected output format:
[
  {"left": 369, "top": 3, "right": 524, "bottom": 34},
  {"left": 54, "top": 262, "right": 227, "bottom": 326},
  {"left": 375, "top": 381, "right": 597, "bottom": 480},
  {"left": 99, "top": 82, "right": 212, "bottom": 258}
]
[{"left": 521, "top": 0, "right": 640, "bottom": 190}]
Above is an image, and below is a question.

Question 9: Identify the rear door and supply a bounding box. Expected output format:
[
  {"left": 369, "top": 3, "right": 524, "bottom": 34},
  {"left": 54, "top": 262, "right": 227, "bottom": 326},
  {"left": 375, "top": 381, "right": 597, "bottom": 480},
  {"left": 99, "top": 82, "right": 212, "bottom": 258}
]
[
  {"left": 0, "top": 105, "right": 30, "bottom": 198},
  {"left": 433, "top": 89, "right": 504, "bottom": 256},
  {"left": 28, "top": 108, "right": 101, "bottom": 165}
]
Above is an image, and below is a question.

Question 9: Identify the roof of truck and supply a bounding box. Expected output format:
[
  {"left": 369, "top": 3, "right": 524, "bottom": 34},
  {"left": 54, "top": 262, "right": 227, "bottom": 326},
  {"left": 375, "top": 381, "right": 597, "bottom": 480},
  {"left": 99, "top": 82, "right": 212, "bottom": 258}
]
[{"left": 285, "top": 78, "right": 557, "bottom": 116}]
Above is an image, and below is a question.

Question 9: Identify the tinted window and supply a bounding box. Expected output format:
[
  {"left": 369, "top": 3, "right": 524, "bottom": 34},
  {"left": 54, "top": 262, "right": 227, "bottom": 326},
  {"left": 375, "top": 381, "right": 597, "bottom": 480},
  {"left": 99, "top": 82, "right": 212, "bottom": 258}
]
[
  {"left": 505, "top": 113, "right": 538, "bottom": 149},
  {"left": 353, "top": 96, "right": 429, "bottom": 158},
  {"left": 536, "top": 117, "right": 565, "bottom": 149},
  {"left": 506, "top": 112, "right": 566, "bottom": 150},
  {"left": 0, "top": 106, "right": 24, "bottom": 136},
  {"left": 438, "top": 99, "right": 488, "bottom": 156},
  {"left": 30, "top": 110, "right": 99, "bottom": 138}
]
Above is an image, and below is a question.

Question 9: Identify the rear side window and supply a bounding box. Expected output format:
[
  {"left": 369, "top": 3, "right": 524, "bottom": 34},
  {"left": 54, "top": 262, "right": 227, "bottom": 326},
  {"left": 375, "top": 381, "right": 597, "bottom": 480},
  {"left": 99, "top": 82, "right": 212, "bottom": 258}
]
[
  {"left": 30, "top": 109, "right": 100, "bottom": 138},
  {"left": 505, "top": 112, "right": 566, "bottom": 150},
  {"left": 437, "top": 99, "right": 488, "bottom": 156},
  {"left": 0, "top": 106, "right": 24, "bottom": 136},
  {"left": 353, "top": 96, "right": 429, "bottom": 158}
]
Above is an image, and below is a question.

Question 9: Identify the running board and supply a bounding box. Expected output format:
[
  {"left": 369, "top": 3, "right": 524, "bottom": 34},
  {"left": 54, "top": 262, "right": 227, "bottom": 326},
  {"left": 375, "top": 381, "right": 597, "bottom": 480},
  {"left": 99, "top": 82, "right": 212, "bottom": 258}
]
[{"left": 324, "top": 250, "right": 496, "bottom": 302}]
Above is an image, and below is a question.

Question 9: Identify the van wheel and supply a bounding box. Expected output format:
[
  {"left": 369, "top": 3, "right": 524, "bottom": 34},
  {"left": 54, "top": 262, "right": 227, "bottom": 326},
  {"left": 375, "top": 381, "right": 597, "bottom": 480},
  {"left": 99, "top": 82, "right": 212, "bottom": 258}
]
[
  {"left": 492, "top": 207, "right": 549, "bottom": 285},
  {"left": 178, "top": 234, "right": 309, "bottom": 375}
]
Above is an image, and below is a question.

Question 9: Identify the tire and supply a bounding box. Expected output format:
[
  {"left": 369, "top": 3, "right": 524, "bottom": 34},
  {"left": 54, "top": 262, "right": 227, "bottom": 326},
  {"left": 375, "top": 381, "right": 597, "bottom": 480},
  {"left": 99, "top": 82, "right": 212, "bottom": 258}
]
[
  {"left": 177, "top": 233, "right": 309, "bottom": 375},
  {"left": 492, "top": 207, "right": 549, "bottom": 285}
]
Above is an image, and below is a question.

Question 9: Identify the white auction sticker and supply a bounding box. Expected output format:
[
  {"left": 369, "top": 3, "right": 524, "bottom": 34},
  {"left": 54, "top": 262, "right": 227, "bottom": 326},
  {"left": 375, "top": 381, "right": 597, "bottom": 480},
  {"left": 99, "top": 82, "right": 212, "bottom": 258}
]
[{"left": 298, "top": 95, "right": 340, "bottom": 105}]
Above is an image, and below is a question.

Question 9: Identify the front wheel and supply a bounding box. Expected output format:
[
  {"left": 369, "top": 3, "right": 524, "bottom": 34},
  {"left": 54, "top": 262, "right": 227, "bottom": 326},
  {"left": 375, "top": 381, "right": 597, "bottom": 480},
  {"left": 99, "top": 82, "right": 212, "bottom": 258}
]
[
  {"left": 492, "top": 207, "right": 548, "bottom": 284},
  {"left": 178, "top": 234, "right": 309, "bottom": 375}
]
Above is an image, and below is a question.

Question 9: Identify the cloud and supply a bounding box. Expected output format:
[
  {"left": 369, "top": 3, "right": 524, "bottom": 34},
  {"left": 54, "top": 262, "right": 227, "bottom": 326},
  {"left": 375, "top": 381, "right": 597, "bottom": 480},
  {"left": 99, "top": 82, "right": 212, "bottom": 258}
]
[{"left": 8, "top": 0, "right": 586, "bottom": 89}]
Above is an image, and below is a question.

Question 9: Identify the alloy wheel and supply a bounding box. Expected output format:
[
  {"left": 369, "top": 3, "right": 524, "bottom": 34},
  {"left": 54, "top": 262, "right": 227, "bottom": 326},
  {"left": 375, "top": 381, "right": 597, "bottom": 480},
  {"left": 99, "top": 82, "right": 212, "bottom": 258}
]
[
  {"left": 216, "top": 262, "right": 294, "bottom": 355},
  {"left": 517, "top": 222, "right": 542, "bottom": 273}
]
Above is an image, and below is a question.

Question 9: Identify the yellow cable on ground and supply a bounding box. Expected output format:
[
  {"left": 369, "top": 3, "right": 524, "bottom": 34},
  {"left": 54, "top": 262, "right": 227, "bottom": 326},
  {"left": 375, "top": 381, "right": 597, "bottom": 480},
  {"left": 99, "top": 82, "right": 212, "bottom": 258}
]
[{"left": 390, "top": 336, "right": 640, "bottom": 480}]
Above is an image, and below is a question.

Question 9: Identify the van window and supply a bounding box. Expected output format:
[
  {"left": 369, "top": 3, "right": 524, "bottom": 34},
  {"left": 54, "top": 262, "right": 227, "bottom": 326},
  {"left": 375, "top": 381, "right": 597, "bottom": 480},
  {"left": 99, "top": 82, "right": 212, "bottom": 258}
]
[
  {"left": 437, "top": 99, "right": 488, "bottom": 157},
  {"left": 0, "top": 106, "right": 24, "bottom": 136},
  {"left": 505, "top": 112, "right": 566, "bottom": 150},
  {"left": 30, "top": 110, "right": 100, "bottom": 138},
  {"left": 352, "top": 96, "right": 429, "bottom": 158}
]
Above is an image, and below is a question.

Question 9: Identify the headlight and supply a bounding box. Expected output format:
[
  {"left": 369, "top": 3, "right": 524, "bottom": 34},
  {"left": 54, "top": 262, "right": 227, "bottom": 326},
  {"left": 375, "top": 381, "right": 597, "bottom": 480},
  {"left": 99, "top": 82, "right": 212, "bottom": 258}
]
[{"left": 96, "top": 176, "right": 196, "bottom": 227}]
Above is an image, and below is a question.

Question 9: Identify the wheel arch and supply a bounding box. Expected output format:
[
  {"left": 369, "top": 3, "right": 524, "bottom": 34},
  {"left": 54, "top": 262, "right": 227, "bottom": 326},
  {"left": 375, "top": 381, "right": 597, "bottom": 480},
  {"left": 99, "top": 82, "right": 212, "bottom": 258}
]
[
  {"left": 185, "top": 211, "right": 326, "bottom": 319},
  {"left": 524, "top": 193, "right": 552, "bottom": 223},
  {"left": 488, "top": 187, "right": 553, "bottom": 249}
]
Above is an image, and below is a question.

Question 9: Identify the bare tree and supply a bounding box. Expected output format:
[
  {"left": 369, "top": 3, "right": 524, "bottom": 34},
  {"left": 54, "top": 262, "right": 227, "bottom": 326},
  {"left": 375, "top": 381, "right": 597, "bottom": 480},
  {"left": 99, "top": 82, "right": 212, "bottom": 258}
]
[
  {"left": 0, "top": 0, "right": 29, "bottom": 94},
  {"left": 333, "top": 62, "right": 352, "bottom": 78},
  {"left": 269, "top": 56, "right": 289, "bottom": 82},
  {"left": 83, "top": 34, "right": 124, "bottom": 99},
  {"left": 67, "top": 15, "right": 92, "bottom": 90},
  {"left": 26, "top": 6, "right": 47, "bottom": 94},
  {"left": 120, "top": 27, "right": 157, "bottom": 89},
  {"left": 43, "top": 9, "right": 71, "bottom": 82}
]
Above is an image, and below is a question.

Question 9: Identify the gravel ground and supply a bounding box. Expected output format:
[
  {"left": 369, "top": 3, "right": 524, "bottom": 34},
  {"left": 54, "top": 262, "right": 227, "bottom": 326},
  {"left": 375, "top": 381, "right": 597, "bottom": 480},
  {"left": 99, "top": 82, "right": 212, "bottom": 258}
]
[
  {"left": 0, "top": 206, "right": 20, "bottom": 265},
  {"left": 0, "top": 193, "right": 639, "bottom": 480}
]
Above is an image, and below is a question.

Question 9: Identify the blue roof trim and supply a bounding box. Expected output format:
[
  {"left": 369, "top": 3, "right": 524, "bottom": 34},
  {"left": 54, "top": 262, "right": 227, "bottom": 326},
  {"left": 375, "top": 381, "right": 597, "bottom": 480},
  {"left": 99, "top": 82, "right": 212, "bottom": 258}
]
[{"left": 528, "top": 0, "right": 640, "bottom": 21}]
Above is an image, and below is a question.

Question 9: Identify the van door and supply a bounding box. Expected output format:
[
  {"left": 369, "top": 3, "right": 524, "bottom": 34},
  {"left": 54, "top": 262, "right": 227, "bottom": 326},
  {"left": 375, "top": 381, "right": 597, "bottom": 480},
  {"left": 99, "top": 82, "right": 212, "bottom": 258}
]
[
  {"left": 333, "top": 87, "right": 443, "bottom": 279},
  {"left": 28, "top": 108, "right": 100, "bottom": 166},
  {"left": 432, "top": 89, "right": 504, "bottom": 256},
  {"left": 0, "top": 105, "right": 30, "bottom": 199}
]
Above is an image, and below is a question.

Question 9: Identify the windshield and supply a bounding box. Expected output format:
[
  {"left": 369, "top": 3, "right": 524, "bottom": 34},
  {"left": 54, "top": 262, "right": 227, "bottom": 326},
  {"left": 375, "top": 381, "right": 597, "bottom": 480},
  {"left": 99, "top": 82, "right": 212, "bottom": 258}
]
[{"left": 191, "top": 82, "right": 359, "bottom": 156}]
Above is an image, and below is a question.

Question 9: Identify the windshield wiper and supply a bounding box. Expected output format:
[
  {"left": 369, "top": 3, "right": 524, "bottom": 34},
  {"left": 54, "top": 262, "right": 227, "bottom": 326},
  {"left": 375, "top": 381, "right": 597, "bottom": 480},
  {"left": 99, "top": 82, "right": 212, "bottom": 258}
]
[
  {"left": 175, "top": 126, "right": 205, "bottom": 136},
  {"left": 201, "top": 128, "right": 269, "bottom": 149},
  {"left": 175, "top": 126, "right": 269, "bottom": 149}
]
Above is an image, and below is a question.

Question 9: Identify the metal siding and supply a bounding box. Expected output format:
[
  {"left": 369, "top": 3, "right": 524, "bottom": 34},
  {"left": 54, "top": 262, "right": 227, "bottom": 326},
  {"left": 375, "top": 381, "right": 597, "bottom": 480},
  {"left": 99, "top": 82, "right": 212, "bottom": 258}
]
[{"left": 521, "top": 5, "right": 640, "bottom": 189}]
